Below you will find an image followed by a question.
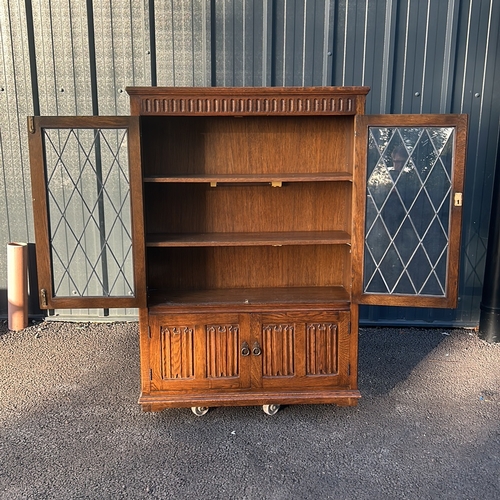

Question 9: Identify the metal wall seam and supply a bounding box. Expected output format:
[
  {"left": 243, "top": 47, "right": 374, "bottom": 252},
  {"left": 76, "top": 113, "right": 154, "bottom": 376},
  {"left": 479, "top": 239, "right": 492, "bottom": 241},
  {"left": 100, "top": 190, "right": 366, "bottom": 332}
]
[{"left": 439, "top": 0, "right": 460, "bottom": 114}]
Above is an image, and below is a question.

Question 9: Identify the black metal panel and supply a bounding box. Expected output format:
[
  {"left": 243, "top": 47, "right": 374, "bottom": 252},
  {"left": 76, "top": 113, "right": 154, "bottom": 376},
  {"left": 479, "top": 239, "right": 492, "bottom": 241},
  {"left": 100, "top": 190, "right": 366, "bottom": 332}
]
[{"left": 1, "top": 0, "right": 499, "bottom": 326}]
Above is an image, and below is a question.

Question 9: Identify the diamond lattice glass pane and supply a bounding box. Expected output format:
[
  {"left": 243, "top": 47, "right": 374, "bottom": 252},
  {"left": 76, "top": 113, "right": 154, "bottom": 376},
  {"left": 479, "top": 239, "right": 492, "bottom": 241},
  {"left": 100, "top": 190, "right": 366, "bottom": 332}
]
[
  {"left": 364, "top": 126, "right": 455, "bottom": 297},
  {"left": 44, "top": 128, "right": 134, "bottom": 298}
]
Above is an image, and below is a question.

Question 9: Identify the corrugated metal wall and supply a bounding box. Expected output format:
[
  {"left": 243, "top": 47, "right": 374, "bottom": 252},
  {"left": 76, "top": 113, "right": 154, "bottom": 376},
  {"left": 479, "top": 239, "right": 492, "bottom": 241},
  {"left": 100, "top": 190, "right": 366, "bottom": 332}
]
[{"left": 1, "top": 0, "right": 499, "bottom": 325}]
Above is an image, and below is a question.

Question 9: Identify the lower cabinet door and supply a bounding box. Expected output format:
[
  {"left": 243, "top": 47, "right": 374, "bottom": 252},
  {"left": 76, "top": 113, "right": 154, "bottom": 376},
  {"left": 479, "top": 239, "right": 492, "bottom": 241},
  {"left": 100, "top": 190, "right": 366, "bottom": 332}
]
[
  {"left": 253, "top": 310, "right": 352, "bottom": 391},
  {"left": 147, "top": 309, "right": 353, "bottom": 406},
  {"left": 149, "top": 313, "right": 251, "bottom": 392}
]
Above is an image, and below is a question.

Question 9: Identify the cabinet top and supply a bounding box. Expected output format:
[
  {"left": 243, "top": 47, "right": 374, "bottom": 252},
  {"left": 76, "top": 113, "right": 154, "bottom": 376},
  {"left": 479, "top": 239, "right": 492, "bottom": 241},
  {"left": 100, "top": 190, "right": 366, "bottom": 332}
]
[{"left": 126, "top": 86, "right": 370, "bottom": 117}]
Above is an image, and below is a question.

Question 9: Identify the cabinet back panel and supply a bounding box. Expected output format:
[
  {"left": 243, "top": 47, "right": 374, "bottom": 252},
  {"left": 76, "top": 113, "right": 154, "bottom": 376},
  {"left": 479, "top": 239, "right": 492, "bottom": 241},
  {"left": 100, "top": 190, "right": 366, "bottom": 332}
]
[
  {"left": 141, "top": 116, "right": 353, "bottom": 176},
  {"left": 145, "top": 183, "right": 351, "bottom": 234},
  {"left": 147, "top": 246, "right": 351, "bottom": 290}
]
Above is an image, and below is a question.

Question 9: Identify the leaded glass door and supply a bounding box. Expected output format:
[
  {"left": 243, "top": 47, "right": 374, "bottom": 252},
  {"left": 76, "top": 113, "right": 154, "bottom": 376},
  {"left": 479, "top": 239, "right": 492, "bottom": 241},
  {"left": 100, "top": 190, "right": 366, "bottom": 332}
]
[
  {"left": 353, "top": 115, "right": 467, "bottom": 308},
  {"left": 28, "top": 116, "right": 146, "bottom": 309}
]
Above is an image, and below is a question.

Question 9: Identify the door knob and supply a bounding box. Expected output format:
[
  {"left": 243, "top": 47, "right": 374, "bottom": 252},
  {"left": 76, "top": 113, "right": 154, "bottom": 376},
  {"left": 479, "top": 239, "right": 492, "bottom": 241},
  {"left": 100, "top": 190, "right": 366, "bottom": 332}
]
[
  {"left": 241, "top": 341, "right": 250, "bottom": 357},
  {"left": 252, "top": 342, "right": 262, "bottom": 356}
]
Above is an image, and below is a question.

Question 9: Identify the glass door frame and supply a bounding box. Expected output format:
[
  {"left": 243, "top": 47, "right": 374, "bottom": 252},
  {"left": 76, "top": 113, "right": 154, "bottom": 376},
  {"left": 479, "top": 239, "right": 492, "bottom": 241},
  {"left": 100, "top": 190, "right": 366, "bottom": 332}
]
[
  {"left": 353, "top": 114, "right": 468, "bottom": 308},
  {"left": 28, "top": 116, "right": 146, "bottom": 310}
]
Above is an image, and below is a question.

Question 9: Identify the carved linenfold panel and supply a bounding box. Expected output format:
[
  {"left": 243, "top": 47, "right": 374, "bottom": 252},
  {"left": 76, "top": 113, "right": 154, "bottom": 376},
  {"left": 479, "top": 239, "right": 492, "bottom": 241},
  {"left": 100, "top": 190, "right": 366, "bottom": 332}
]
[
  {"left": 140, "top": 96, "right": 354, "bottom": 116},
  {"left": 306, "top": 323, "right": 338, "bottom": 375},
  {"left": 160, "top": 326, "right": 194, "bottom": 380},
  {"left": 206, "top": 324, "right": 240, "bottom": 378},
  {"left": 262, "top": 324, "right": 295, "bottom": 377}
]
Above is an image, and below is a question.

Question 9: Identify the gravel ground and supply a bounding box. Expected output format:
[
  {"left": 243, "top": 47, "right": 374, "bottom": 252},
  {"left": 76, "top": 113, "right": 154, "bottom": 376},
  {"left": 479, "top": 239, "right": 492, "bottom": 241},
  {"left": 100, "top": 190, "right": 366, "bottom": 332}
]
[{"left": 1, "top": 320, "right": 499, "bottom": 500}]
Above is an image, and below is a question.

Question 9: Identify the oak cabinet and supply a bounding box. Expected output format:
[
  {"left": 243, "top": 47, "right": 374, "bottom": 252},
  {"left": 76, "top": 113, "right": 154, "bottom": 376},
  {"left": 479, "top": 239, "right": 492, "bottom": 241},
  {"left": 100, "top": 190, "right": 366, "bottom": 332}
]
[
  {"left": 141, "top": 309, "right": 355, "bottom": 411},
  {"left": 28, "top": 87, "right": 467, "bottom": 413}
]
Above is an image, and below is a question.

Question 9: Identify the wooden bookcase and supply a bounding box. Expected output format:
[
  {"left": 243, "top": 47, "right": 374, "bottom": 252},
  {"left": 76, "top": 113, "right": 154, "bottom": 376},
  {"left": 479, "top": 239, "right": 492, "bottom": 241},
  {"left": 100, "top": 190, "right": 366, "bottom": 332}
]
[{"left": 28, "top": 87, "right": 468, "bottom": 415}]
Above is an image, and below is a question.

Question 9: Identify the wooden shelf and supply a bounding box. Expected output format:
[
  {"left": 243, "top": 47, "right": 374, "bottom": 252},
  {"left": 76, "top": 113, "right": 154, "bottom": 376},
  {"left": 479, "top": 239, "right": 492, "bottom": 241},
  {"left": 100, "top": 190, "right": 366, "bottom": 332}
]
[
  {"left": 148, "top": 286, "right": 351, "bottom": 311},
  {"left": 143, "top": 172, "right": 352, "bottom": 184},
  {"left": 146, "top": 231, "right": 351, "bottom": 247}
]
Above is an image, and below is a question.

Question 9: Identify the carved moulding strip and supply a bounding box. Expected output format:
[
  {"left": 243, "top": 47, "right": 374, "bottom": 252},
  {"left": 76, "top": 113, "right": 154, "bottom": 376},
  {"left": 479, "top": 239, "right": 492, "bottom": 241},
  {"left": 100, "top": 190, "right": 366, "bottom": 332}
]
[
  {"left": 206, "top": 324, "right": 240, "bottom": 378},
  {"left": 140, "top": 96, "right": 354, "bottom": 115},
  {"left": 262, "top": 324, "right": 295, "bottom": 377},
  {"left": 140, "top": 96, "right": 355, "bottom": 116},
  {"left": 306, "top": 323, "right": 338, "bottom": 375},
  {"left": 160, "top": 326, "right": 194, "bottom": 380}
]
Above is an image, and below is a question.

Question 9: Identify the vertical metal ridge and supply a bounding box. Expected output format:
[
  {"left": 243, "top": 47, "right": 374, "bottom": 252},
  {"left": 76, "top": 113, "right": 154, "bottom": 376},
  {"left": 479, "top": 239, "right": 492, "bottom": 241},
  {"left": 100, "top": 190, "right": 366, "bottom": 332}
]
[
  {"left": 380, "top": 0, "right": 396, "bottom": 113},
  {"left": 171, "top": 0, "right": 177, "bottom": 85},
  {"left": 86, "top": 0, "right": 98, "bottom": 115},
  {"left": 24, "top": 0, "right": 40, "bottom": 115},
  {"left": 242, "top": 0, "right": 246, "bottom": 84},
  {"left": 400, "top": 0, "right": 411, "bottom": 112},
  {"left": 440, "top": 0, "right": 459, "bottom": 113},
  {"left": 210, "top": 0, "right": 216, "bottom": 86},
  {"left": 262, "top": 0, "right": 269, "bottom": 86},
  {"left": 420, "top": 0, "right": 431, "bottom": 113},
  {"left": 270, "top": 0, "right": 277, "bottom": 85},
  {"left": 321, "top": 0, "right": 330, "bottom": 86},
  {"left": 282, "top": 0, "right": 287, "bottom": 85},
  {"left": 301, "top": 0, "right": 307, "bottom": 87},
  {"left": 329, "top": 0, "right": 339, "bottom": 86},
  {"left": 459, "top": 0, "right": 473, "bottom": 113},
  {"left": 361, "top": 0, "right": 369, "bottom": 86},
  {"left": 149, "top": 0, "right": 157, "bottom": 85},
  {"left": 342, "top": 0, "right": 349, "bottom": 85}
]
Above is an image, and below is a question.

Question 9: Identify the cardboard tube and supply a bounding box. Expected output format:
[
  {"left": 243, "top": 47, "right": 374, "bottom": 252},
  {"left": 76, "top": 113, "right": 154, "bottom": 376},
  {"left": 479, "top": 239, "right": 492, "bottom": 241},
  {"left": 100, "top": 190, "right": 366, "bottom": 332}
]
[{"left": 7, "top": 242, "right": 28, "bottom": 331}]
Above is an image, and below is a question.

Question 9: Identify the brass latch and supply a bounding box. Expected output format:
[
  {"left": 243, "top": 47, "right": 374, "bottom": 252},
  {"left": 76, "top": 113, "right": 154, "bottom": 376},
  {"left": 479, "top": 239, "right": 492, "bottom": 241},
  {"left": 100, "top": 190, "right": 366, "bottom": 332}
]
[
  {"left": 28, "top": 116, "right": 35, "bottom": 134},
  {"left": 454, "top": 192, "right": 463, "bottom": 207},
  {"left": 40, "top": 288, "right": 48, "bottom": 308}
]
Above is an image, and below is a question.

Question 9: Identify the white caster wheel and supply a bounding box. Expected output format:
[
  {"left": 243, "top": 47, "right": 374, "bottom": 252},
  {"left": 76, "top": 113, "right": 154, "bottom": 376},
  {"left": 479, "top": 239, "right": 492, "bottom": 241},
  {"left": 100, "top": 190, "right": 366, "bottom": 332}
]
[
  {"left": 262, "top": 404, "right": 280, "bottom": 415},
  {"left": 191, "top": 406, "right": 209, "bottom": 416}
]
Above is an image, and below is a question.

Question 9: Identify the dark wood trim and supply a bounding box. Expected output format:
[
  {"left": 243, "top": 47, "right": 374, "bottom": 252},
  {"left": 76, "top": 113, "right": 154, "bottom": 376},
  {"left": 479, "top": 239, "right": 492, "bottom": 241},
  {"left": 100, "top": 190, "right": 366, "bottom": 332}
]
[
  {"left": 127, "top": 86, "right": 370, "bottom": 117},
  {"left": 28, "top": 117, "right": 53, "bottom": 309},
  {"left": 127, "top": 116, "right": 147, "bottom": 308},
  {"left": 138, "top": 389, "right": 361, "bottom": 411}
]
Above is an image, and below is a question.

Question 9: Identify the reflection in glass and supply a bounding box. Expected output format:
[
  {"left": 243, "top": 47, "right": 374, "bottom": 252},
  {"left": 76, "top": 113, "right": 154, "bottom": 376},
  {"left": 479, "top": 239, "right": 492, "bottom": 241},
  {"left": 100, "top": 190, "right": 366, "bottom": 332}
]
[{"left": 363, "top": 127, "right": 454, "bottom": 296}]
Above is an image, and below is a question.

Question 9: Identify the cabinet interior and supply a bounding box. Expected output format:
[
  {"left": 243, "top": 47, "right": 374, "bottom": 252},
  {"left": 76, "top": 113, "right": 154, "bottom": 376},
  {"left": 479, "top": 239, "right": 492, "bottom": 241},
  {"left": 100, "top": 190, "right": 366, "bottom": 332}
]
[
  {"left": 141, "top": 115, "right": 353, "bottom": 176},
  {"left": 141, "top": 114, "right": 354, "bottom": 307}
]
